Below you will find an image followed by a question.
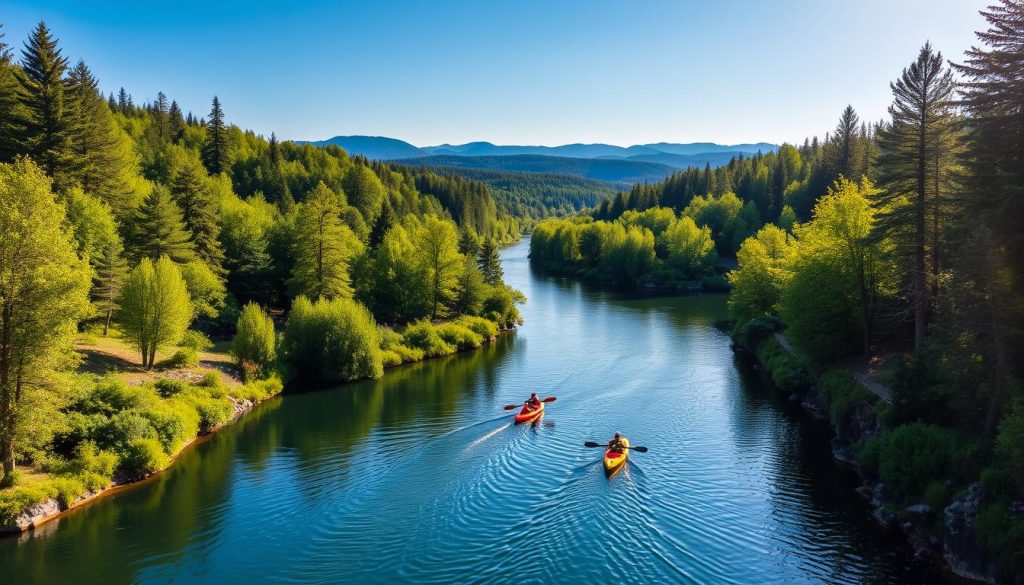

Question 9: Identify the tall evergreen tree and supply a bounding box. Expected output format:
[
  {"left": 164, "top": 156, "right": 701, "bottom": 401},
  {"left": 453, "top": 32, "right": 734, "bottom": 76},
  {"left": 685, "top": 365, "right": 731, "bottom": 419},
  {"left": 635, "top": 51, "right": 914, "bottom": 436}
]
[
  {"left": 154, "top": 91, "right": 169, "bottom": 139},
  {"left": 170, "top": 162, "right": 225, "bottom": 274},
  {"left": 288, "top": 182, "right": 362, "bottom": 299},
  {"left": 16, "top": 22, "right": 74, "bottom": 185},
  {"left": 116, "top": 87, "right": 130, "bottom": 114},
  {"left": 93, "top": 234, "right": 129, "bottom": 335},
  {"left": 825, "top": 105, "right": 865, "bottom": 182},
  {"left": 950, "top": 0, "right": 1024, "bottom": 436},
  {"left": 0, "top": 24, "right": 20, "bottom": 162},
  {"left": 130, "top": 186, "right": 197, "bottom": 264},
  {"left": 168, "top": 100, "right": 185, "bottom": 142},
  {"left": 872, "top": 43, "right": 957, "bottom": 351},
  {"left": 65, "top": 60, "right": 135, "bottom": 208},
  {"left": 478, "top": 237, "right": 503, "bottom": 285},
  {"left": 202, "top": 95, "right": 230, "bottom": 175}
]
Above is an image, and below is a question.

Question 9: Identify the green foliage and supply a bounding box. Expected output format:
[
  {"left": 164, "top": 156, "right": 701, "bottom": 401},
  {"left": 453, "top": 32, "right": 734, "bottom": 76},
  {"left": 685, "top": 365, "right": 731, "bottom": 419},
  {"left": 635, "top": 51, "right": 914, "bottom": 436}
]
[
  {"left": 231, "top": 302, "right": 277, "bottom": 380},
  {"left": 435, "top": 322, "right": 484, "bottom": 350},
  {"left": 154, "top": 378, "right": 187, "bottom": 398},
  {"left": 454, "top": 315, "right": 499, "bottom": 339},
  {"left": 232, "top": 376, "right": 283, "bottom": 403},
  {"left": 995, "top": 399, "right": 1024, "bottom": 492},
  {"left": 733, "top": 316, "right": 783, "bottom": 349},
  {"left": 180, "top": 260, "right": 226, "bottom": 320},
  {"left": 858, "top": 423, "right": 974, "bottom": 503},
  {"left": 118, "top": 256, "right": 193, "bottom": 368},
  {"left": 401, "top": 321, "right": 456, "bottom": 358},
  {"left": 482, "top": 284, "right": 524, "bottom": 328},
  {"left": 118, "top": 438, "right": 167, "bottom": 477},
  {"left": 754, "top": 337, "right": 811, "bottom": 393},
  {"left": 727, "top": 225, "right": 791, "bottom": 323},
  {"left": 288, "top": 182, "right": 363, "bottom": 300},
  {"left": 129, "top": 186, "right": 197, "bottom": 265},
  {"left": 158, "top": 348, "right": 199, "bottom": 369},
  {"left": 280, "top": 296, "right": 383, "bottom": 384},
  {"left": 817, "top": 370, "right": 876, "bottom": 438},
  {"left": 180, "top": 330, "right": 213, "bottom": 351}
]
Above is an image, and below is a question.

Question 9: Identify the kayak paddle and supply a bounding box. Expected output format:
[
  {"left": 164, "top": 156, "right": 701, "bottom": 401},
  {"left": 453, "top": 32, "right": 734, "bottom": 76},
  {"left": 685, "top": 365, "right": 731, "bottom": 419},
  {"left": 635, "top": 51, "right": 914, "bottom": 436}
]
[
  {"left": 583, "top": 441, "right": 648, "bottom": 453},
  {"left": 502, "top": 396, "right": 557, "bottom": 410}
]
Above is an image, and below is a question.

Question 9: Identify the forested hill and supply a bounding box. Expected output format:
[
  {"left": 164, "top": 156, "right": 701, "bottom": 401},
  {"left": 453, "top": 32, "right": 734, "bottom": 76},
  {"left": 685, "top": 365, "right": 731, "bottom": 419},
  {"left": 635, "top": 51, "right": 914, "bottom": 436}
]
[{"left": 394, "top": 154, "right": 675, "bottom": 188}]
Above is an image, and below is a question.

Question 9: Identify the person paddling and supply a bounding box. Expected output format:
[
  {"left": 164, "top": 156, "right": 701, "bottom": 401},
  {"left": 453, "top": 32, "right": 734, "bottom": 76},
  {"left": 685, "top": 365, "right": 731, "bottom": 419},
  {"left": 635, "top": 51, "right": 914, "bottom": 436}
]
[
  {"left": 523, "top": 393, "right": 541, "bottom": 411},
  {"left": 607, "top": 432, "right": 626, "bottom": 454}
]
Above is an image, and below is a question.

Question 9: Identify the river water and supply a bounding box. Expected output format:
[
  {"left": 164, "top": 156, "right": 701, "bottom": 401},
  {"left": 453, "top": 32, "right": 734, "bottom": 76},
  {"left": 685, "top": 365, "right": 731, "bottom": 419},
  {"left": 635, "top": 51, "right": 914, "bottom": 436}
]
[{"left": 3, "top": 238, "right": 948, "bottom": 584}]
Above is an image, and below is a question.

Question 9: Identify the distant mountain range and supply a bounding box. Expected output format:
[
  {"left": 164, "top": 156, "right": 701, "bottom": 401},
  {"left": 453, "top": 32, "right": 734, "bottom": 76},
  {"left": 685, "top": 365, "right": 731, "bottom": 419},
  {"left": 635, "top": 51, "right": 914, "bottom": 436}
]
[{"left": 299, "top": 135, "right": 778, "bottom": 188}]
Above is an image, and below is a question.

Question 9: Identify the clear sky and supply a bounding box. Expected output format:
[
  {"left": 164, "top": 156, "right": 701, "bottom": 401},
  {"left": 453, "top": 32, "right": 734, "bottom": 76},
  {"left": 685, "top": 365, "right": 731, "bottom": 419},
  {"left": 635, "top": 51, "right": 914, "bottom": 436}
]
[{"left": 3, "top": 0, "right": 989, "bottom": 147}]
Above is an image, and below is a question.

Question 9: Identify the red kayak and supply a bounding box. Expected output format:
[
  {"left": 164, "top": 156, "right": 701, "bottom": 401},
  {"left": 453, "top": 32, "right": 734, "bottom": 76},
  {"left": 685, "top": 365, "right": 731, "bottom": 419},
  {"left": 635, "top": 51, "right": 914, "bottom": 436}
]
[{"left": 514, "top": 402, "right": 544, "bottom": 424}]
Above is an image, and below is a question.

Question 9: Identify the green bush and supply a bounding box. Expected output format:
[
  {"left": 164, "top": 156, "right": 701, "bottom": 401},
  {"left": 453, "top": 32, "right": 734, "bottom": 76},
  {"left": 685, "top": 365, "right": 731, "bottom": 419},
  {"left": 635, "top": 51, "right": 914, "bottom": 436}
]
[
  {"left": 859, "top": 423, "right": 973, "bottom": 503},
  {"left": 199, "top": 371, "right": 221, "bottom": 388},
  {"left": 232, "top": 376, "right": 283, "bottom": 403},
  {"left": 50, "top": 477, "right": 86, "bottom": 508},
  {"left": 818, "top": 370, "right": 876, "bottom": 438},
  {"left": 755, "top": 337, "right": 811, "bottom": 393},
  {"left": 159, "top": 348, "right": 199, "bottom": 369},
  {"left": 192, "top": 397, "right": 234, "bottom": 431},
  {"left": 0, "top": 483, "right": 57, "bottom": 523},
  {"left": 180, "top": 330, "right": 213, "bottom": 351},
  {"left": 924, "top": 480, "right": 950, "bottom": 511},
  {"left": 97, "top": 411, "right": 158, "bottom": 453},
  {"left": 76, "top": 376, "right": 149, "bottom": 415},
  {"left": 154, "top": 378, "right": 187, "bottom": 398},
  {"left": 401, "top": 321, "right": 456, "bottom": 358},
  {"left": 454, "top": 315, "right": 499, "bottom": 339},
  {"left": 51, "top": 411, "right": 108, "bottom": 457},
  {"left": 435, "top": 322, "right": 484, "bottom": 350},
  {"left": 977, "top": 499, "right": 1024, "bottom": 573},
  {"left": 380, "top": 350, "right": 403, "bottom": 368},
  {"left": 377, "top": 326, "right": 404, "bottom": 350},
  {"left": 733, "top": 316, "right": 783, "bottom": 348},
  {"left": 390, "top": 344, "right": 424, "bottom": 363},
  {"left": 482, "top": 284, "right": 524, "bottom": 328},
  {"left": 118, "top": 438, "right": 168, "bottom": 476},
  {"left": 280, "top": 296, "right": 383, "bottom": 384},
  {"left": 141, "top": 406, "right": 194, "bottom": 452},
  {"left": 231, "top": 302, "right": 277, "bottom": 380}
]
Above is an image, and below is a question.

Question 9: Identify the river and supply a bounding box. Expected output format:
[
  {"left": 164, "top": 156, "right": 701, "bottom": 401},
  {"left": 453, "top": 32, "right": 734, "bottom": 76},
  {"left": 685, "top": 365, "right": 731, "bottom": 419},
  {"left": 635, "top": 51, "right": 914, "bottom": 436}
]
[{"left": 3, "top": 238, "right": 949, "bottom": 584}]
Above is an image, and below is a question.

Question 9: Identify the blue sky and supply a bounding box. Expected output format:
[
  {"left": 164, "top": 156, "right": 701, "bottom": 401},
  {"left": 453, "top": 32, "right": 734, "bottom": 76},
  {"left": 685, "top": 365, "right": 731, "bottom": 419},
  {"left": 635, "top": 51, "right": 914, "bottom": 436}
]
[{"left": 3, "top": 0, "right": 989, "bottom": 146}]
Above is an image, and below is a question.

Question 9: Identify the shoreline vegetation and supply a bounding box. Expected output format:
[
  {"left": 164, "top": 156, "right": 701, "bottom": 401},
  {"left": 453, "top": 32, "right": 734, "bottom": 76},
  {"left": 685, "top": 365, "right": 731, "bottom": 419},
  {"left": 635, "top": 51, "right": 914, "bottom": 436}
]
[
  {"left": 525, "top": 7, "right": 1024, "bottom": 581},
  {"left": 0, "top": 312, "right": 515, "bottom": 536},
  {"left": 0, "top": 21, "right": 527, "bottom": 540}
]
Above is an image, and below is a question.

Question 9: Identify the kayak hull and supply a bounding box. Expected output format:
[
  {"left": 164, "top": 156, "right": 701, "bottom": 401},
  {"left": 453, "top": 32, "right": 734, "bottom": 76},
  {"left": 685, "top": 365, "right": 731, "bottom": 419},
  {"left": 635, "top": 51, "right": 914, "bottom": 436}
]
[
  {"left": 603, "top": 437, "right": 629, "bottom": 476},
  {"left": 514, "top": 401, "right": 544, "bottom": 424}
]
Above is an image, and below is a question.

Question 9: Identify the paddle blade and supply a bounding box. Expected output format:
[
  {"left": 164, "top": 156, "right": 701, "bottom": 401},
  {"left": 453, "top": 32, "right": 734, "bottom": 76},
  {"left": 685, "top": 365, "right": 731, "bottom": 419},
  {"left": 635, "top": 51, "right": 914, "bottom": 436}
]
[
  {"left": 583, "top": 441, "right": 603, "bottom": 448},
  {"left": 502, "top": 405, "right": 518, "bottom": 410},
  {"left": 632, "top": 446, "right": 648, "bottom": 453},
  {"left": 542, "top": 396, "right": 557, "bottom": 403}
]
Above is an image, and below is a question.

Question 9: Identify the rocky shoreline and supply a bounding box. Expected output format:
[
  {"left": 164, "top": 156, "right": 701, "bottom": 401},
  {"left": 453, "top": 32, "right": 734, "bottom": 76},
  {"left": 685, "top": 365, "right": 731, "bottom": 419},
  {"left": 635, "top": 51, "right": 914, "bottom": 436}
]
[{"left": 735, "top": 338, "right": 1001, "bottom": 584}]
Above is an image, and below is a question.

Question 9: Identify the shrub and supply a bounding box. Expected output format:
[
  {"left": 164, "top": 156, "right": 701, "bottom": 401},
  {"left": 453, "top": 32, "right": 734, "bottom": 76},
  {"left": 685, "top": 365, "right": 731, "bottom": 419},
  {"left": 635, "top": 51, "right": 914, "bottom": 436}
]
[
  {"left": 454, "top": 315, "right": 498, "bottom": 339},
  {"left": 733, "top": 316, "right": 783, "bottom": 349},
  {"left": 180, "top": 330, "right": 213, "bottom": 351},
  {"left": 435, "top": 322, "right": 484, "bottom": 350},
  {"left": 199, "top": 371, "right": 221, "bottom": 388},
  {"left": 50, "top": 477, "right": 86, "bottom": 508},
  {"left": 50, "top": 411, "right": 108, "bottom": 457},
  {"left": 859, "top": 423, "right": 973, "bottom": 503},
  {"left": 141, "top": 407, "right": 194, "bottom": 453},
  {"left": 390, "top": 344, "right": 424, "bottom": 363},
  {"left": 482, "top": 284, "right": 524, "bottom": 328},
  {"left": 232, "top": 376, "right": 283, "bottom": 403},
  {"left": 755, "top": 337, "right": 811, "bottom": 393},
  {"left": 0, "top": 483, "right": 56, "bottom": 522},
  {"left": 193, "top": 397, "right": 234, "bottom": 431},
  {"left": 118, "top": 438, "right": 168, "bottom": 476},
  {"left": 380, "top": 350, "right": 403, "bottom": 368},
  {"left": 924, "top": 480, "right": 950, "bottom": 511},
  {"left": 154, "top": 378, "right": 187, "bottom": 398},
  {"left": 378, "top": 326, "right": 404, "bottom": 350},
  {"left": 231, "top": 302, "right": 277, "bottom": 380},
  {"left": 97, "top": 411, "right": 158, "bottom": 452},
  {"left": 76, "top": 376, "right": 149, "bottom": 415},
  {"left": 818, "top": 370, "right": 876, "bottom": 438},
  {"left": 280, "top": 296, "right": 383, "bottom": 384},
  {"left": 977, "top": 499, "right": 1024, "bottom": 574},
  {"left": 159, "top": 348, "right": 199, "bottom": 369},
  {"left": 401, "top": 321, "right": 455, "bottom": 358}
]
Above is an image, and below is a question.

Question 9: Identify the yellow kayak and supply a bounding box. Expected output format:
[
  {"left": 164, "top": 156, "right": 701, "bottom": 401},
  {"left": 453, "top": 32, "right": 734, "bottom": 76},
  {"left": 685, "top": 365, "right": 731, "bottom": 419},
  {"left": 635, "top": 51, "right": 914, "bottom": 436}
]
[{"left": 603, "top": 437, "right": 629, "bottom": 476}]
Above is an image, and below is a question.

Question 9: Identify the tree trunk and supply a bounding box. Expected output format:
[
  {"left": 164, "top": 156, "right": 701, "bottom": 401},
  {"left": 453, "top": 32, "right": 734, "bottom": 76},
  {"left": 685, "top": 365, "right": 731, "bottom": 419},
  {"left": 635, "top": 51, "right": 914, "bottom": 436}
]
[{"left": 914, "top": 115, "right": 928, "bottom": 350}]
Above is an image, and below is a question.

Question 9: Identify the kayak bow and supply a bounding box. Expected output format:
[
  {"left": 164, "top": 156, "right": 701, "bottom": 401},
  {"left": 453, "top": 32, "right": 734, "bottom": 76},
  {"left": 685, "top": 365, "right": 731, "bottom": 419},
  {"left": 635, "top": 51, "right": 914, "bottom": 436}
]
[{"left": 514, "top": 401, "right": 544, "bottom": 424}]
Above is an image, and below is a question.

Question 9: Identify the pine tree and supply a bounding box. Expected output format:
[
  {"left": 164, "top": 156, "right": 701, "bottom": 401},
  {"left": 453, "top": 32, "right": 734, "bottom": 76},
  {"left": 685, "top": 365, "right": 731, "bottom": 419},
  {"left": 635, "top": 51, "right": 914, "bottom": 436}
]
[
  {"left": 116, "top": 87, "right": 130, "bottom": 114},
  {"left": 170, "top": 162, "right": 225, "bottom": 274},
  {"left": 825, "top": 105, "right": 864, "bottom": 182},
  {"left": 106, "top": 92, "right": 116, "bottom": 111},
  {"left": 154, "top": 91, "right": 169, "bottom": 139},
  {"left": 16, "top": 22, "right": 74, "bottom": 185},
  {"left": 130, "top": 186, "right": 197, "bottom": 264},
  {"left": 168, "top": 100, "right": 185, "bottom": 142},
  {"left": 458, "top": 227, "right": 481, "bottom": 256},
  {"left": 288, "top": 182, "right": 362, "bottom": 299},
  {"left": 93, "top": 234, "right": 128, "bottom": 335},
  {"left": 369, "top": 201, "right": 395, "bottom": 248},
  {"left": 0, "top": 25, "right": 20, "bottom": 162},
  {"left": 872, "top": 43, "right": 957, "bottom": 351},
  {"left": 66, "top": 60, "right": 135, "bottom": 208},
  {"left": 478, "top": 237, "right": 503, "bottom": 285},
  {"left": 202, "top": 95, "right": 230, "bottom": 175}
]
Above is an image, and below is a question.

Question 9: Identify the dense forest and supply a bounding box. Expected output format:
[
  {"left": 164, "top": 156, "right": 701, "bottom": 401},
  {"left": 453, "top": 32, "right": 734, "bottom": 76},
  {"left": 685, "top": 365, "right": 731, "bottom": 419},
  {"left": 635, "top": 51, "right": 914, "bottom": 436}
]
[
  {"left": 0, "top": 20, "right": 528, "bottom": 505},
  {"left": 533, "top": 3, "right": 1024, "bottom": 576}
]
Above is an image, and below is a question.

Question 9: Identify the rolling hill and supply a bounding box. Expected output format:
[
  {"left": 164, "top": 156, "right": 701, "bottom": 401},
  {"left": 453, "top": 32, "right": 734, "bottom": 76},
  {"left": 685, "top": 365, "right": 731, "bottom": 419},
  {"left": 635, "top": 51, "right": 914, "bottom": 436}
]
[{"left": 394, "top": 154, "right": 676, "bottom": 188}]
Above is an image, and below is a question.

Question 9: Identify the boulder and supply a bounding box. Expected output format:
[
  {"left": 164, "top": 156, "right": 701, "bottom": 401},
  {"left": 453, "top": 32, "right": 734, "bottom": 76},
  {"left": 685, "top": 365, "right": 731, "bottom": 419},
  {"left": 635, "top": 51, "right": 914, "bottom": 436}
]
[
  {"left": 11, "top": 498, "right": 61, "bottom": 531},
  {"left": 943, "top": 483, "right": 997, "bottom": 583}
]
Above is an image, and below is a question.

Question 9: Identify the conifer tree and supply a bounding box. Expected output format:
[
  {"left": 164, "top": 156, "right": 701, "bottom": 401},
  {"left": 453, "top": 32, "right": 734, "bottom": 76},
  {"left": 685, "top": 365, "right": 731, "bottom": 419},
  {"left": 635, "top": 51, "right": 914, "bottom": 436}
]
[
  {"left": 66, "top": 60, "right": 135, "bottom": 208},
  {"left": 93, "top": 234, "right": 128, "bottom": 335},
  {"left": 369, "top": 201, "right": 395, "bottom": 248},
  {"left": 458, "top": 227, "right": 481, "bottom": 256},
  {"left": 872, "top": 43, "right": 957, "bottom": 351},
  {"left": 202, "top": 95, "right": 230, "bottom": 175},
  {"left": 116, "top": 87, "right": 130, "bottom": 114},
  {"left": 130, "top": 186, "right": 197, "bottom": 264},
  {"left": 154, "top": 91, "right": 169, "bottom": 139},
  {"left": 825, "top": 105, "right": 864, "bottom": 182},
  {"left": 170, "top": 162, "right": 225, "bottom": 274},
  {"left": 16, "top": 22, "right": 74, "bottom": 185},
  {"left": 0, "top": 25, "right": 20, "bottom": 162},
  {"left": 478, "top": 237, "right": 503, "bottom": 285},
  {"left": 288, "top": 182, "right": 362, "bottom": 299},
  {"left": 168, "top": 100, "right": 185, "bottom": 142}
]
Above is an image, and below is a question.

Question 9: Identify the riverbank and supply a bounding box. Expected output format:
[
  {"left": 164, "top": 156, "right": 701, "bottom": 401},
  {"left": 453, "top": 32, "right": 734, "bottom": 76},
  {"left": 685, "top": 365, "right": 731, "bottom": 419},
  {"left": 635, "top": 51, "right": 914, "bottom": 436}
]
[
  {"left": 732, "top": 321, "right": 1009, "bottom": 583},
  {"left": 0, "top": 318, "right": 515, "bottom": 538}
]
